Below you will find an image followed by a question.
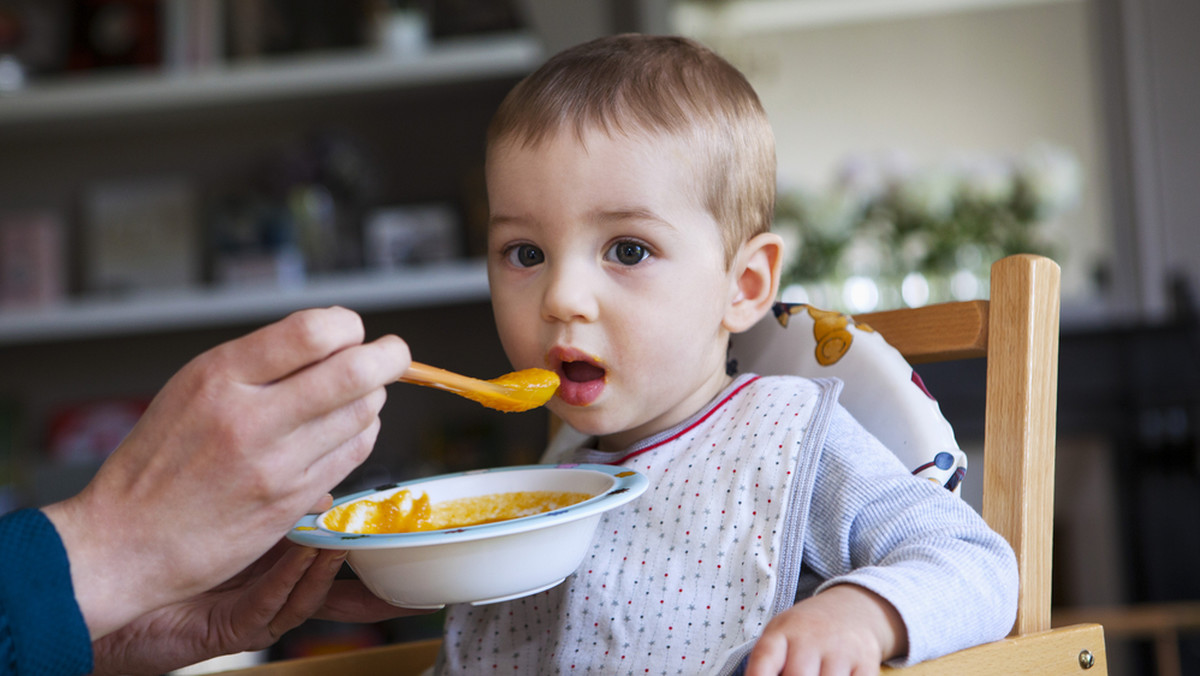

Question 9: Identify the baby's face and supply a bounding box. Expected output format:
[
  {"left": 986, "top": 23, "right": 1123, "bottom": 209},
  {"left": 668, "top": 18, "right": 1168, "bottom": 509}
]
[{"left": 486, "top": 127, "right": 740, "bottom": 451}]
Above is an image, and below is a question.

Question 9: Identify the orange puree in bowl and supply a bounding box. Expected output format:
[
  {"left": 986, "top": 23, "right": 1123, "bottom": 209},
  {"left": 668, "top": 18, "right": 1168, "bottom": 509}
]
[
  {"left": 323, "top": 489, "right": 592, "bottom": 534},
  {"left": 323, "top": 490, "right": 433, "bottom": 534}
]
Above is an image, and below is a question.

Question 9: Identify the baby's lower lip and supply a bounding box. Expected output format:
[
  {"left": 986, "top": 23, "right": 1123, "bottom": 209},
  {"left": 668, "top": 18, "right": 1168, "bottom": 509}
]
[
  {"left": 556, "top": 378, "right": 605, "bottom": 406},
  {"left": 555, "top": 361, "right": 606, "bottom": 406}
]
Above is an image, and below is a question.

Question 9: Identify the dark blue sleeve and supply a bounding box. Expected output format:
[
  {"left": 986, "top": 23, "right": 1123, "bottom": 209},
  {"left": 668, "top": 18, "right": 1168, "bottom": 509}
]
[{"left": 0, "top": 509, "right": 93, "bottom": 676}]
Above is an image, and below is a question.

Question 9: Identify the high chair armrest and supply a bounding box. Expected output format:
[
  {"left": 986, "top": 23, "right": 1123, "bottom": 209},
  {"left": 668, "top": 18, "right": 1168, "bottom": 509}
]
[
  {"left": 881, "top": 624, "right": 1107, "bottom": 675},
  {"left": 855, "top": 299, "right": 989, "bottom": 364},
  {"left": 219, "top": 625, "right": 1106, "bottom": 676},
  {"left": 220, "top": 637, "right": 441, "bottom": 676}
]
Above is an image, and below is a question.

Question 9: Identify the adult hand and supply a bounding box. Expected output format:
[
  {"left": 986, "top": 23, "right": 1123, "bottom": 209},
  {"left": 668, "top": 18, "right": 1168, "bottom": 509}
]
[
  {"left": 91, "top": 540, "right": 429, "bottom": 676},
  {"left": 43, "top": 307, "right": 411, "bottom": 640}
]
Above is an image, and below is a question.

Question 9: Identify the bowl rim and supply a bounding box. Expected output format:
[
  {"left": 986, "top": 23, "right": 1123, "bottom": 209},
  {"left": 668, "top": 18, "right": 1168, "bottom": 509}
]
[{"left": 287, "top": 463, "right": 648, "bottom": 550}]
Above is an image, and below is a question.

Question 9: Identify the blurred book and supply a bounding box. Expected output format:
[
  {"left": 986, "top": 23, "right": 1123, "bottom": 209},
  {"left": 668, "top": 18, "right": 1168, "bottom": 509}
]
[
  {"left": 429, "top": 0, "right": 524, "bottom": 39},
  {"left": 0, "top": 210, "right": 65, "bottom": 310},
  {"left": 46, "top": 398, "right": 148, "bottom": 466},
  {"left": 225, "top": 0, "right": 374, "bottom": 62},
  {"left": 67, "top": 0, "right": 162, "bottom": 72},
  {"left": 162, "top": 0, "right": 223, "bottom": 73},
  {"left": 82, "top": 177, "right": 200, "bottom": 296},
  {"left": 213, "top": 248, "right": 306, "bottom": 288},
  {"left": 0, "top": 0, "right": 71, "bottom": 80},
  {"left": 364, "top": 203, "right": 460, "bottom": 269}
]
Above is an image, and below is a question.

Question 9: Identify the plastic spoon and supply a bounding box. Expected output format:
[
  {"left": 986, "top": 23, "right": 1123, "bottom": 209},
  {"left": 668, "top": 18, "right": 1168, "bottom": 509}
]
[{"left": 399, "top": 362, "right": 560, "bottom": 412}]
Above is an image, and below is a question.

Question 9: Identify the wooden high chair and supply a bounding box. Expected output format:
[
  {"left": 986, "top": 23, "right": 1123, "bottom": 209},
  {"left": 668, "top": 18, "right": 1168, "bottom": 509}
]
[
  {"left": 866, "top": 255, "right": 1107, "bottom": 674},
  {"left": 226, "top": 254, "right": 1106, "bottom": 675}
]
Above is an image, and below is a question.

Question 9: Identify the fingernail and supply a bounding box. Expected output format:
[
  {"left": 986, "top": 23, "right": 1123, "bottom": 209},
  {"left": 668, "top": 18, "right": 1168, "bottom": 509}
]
[{"left": 329, "top": 550, "right": 349, "bottom": 571}]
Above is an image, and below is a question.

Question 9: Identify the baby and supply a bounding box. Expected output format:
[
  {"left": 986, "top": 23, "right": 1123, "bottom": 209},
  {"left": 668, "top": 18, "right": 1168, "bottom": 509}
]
[{"left": 435, "top": 34, "right": 1017, "bottom": 674}]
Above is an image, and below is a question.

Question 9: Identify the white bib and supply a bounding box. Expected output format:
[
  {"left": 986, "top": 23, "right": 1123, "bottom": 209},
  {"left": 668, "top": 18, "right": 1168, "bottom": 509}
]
[{"left": 438, "top": 376, "right": 836, "bottom": 675}]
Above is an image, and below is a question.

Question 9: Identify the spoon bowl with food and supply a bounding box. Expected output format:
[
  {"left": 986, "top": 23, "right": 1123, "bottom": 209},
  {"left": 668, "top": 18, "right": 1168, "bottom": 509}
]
[{"left": 399, "top": 362, "right": 559, "bottom": 412}]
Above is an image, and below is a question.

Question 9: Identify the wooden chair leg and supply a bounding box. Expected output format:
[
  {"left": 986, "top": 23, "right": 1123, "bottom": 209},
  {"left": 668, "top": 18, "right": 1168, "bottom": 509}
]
[{"left": 1153, "top": 629, "right": 1181, "bottom": 676}]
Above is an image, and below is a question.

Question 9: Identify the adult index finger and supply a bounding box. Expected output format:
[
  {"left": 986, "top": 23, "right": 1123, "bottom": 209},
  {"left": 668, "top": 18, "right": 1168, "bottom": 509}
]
[
  {"left": 212, "top": 307, "right": 367, "bottom": 385},
  {"left": 266, "top": 334, "right": 411, "bottom": 430}
]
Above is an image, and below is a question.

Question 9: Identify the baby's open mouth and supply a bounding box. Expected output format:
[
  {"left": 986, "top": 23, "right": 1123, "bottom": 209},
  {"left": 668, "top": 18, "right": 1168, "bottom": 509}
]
[
  {"left": 548, "top": 349, "right": 607, "bottom": 407},
  {"left": 562, "top": 360, "right": 606, "bottom": 383}
]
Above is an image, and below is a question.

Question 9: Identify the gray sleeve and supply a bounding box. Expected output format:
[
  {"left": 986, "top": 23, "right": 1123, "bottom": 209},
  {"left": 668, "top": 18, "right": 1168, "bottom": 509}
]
[{"left": 800, "top": 405, "right": 1018, "bottom": 666}]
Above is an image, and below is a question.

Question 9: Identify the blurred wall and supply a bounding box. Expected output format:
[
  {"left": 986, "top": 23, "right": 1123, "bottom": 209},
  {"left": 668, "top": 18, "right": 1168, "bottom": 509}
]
[{"left": 695, "top": 1, "right": 1108, "bottom": 306}]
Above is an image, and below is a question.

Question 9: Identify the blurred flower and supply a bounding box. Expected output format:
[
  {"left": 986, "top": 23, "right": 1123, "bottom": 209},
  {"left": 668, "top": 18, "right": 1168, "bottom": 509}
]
[
  {"left": 811, "top": 185, "right": 868, "bottom": 238},
  {"left": 776, "top": 143, "right": 1082, "bottom": 302},
  {"left": 1016, "top": 142, "right": 1082, "bottom": 219},
  {"left": 897, "top": 231, "right": 930, "bottom": 272},
  {"left": 892, "top": 166, "right": 958, "bottom": 223},
  {"left": 834, "top": 150, "right": 913, "bottom": 204},
  {"left": 958, "top": 155, "right": 1016, "bottom": 205},
  {"left": 774, "top": 183, "right": 867, "bottom": 282}
]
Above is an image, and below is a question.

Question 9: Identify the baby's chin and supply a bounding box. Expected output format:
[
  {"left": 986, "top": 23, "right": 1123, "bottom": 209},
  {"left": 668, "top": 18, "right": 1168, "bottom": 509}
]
[{"left": 550, "top": 404, "right": 619, "bottom": 438}]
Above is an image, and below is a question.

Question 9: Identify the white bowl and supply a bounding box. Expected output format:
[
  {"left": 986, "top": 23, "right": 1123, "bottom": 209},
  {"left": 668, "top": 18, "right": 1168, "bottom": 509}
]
[{"left": 287, "top": 464, "right": 647, "bottom": 609}]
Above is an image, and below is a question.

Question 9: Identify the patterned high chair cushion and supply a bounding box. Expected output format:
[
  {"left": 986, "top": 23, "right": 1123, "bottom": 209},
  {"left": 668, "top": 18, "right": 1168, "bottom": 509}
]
[{"left": 729, "top": 302, "right": 967, "bottom": 494}]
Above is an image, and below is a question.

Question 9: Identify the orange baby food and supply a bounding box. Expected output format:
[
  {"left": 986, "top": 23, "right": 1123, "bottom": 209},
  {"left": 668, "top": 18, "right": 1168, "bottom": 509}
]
[
  {"left": 323, "top": 490, "right": 433, "bottom": 534},
  {"left": 323, "top": 489, "right": 592, "bottom": 534},
  {"left": 427, "top": 491, "right": 591, "bottom": 530},
  {"left": 470, "top": 368, "right": 560, "bottom": 412}
]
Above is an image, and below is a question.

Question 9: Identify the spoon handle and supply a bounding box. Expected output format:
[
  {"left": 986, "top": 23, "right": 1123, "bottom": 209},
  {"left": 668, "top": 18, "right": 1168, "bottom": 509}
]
[{"left": 399, "top": 361, "right": 505, "bottom": 396}]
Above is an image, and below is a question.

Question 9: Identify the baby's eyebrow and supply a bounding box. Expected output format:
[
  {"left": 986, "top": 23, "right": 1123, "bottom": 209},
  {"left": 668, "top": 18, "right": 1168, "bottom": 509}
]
[
  {"left": 593, "top": 207, "right": 677, "bottom": 231},
  {"left": 488, "top": 213, "right": 529, "bottom": 229}
]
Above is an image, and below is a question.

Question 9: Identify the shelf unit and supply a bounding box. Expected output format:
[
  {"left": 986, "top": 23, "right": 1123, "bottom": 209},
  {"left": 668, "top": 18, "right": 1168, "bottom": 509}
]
[
  {"left": 0, "top": 33, "right": 543, "bottom": 127},
  {"left": 0, "top": 259, "right": 490, "bottom": 347},
  {"left": 0, "top": 34, "right": 541, "bottom": 346},
  {"left": 0, "top": 30, "right": 544, "bottom": 510},
  {"left": 674, "top": 0, "right": 1081, "bottom": 34}
]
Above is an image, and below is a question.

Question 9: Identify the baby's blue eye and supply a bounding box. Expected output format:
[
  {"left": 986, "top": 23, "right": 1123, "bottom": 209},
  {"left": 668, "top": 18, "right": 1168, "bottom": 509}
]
[
  {"left": 510, "top": 244, "right": 545, "bottom": 267},
  {"left": 609, "top": 241, "right": 648, "bottom": 266}
]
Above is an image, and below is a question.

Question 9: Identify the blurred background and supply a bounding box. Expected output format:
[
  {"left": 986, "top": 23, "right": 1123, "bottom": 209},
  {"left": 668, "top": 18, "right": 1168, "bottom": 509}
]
[{"left": 0, "top": 0, "right": 1195, "bottom": 673}]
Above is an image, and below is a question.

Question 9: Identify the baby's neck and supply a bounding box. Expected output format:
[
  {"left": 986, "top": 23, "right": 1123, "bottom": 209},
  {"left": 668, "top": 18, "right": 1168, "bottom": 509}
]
[{"left": 594, "top": 372, "right": 740, "bottom": 453}]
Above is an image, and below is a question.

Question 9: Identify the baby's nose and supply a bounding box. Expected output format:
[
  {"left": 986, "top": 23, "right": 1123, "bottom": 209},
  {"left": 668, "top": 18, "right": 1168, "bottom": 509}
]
[{"left": 541, "top": 265, "right": 599, "bottom": 323}]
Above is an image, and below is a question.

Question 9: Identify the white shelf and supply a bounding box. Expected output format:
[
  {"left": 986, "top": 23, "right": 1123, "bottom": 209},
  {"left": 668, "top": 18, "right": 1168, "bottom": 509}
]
[
  {"left": 0, "top": 259, "right": 490, "bottom": 346},
  {"left": 0, "top": 33, "right": 543, "bottom": 126},
  {"left": 675, "top": 0, "right": 1081, "bottom": 34}
]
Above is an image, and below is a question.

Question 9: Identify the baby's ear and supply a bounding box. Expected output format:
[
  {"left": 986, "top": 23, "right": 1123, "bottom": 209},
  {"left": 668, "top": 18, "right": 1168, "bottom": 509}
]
[{"left": 723, "top": 232, "right": 784, "bottom": 334}]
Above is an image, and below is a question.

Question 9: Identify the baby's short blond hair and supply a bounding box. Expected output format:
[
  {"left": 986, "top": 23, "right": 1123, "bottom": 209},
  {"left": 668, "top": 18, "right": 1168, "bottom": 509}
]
[{"left": 486, "top": 34, "right": 776, "bottom": 267}]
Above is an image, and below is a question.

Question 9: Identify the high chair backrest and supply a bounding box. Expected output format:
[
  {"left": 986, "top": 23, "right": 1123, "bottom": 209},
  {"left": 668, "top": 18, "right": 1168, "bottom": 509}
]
[
  {"left": 866, "top": 253, "right": 1060, "bottom": 638},
  {"left": 728, "top": 302, "right": 971, "bottom": 497},
  {"left": 732, "top": 253, "right": 1059, "bottom": 637},
  {"left": 862, "top": 254, "right": 1106, "bottom": 674}
]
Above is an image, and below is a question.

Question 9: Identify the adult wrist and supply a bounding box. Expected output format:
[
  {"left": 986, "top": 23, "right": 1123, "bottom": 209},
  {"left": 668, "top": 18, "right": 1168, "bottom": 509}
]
[{"left": 41, "top": 495, "right": 164, "bottom": 640}]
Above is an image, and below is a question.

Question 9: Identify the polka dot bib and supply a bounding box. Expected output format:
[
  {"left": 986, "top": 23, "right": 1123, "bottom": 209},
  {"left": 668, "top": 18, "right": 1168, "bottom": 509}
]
[{"left": 438, "top": 375, "right": 837, "bottom": 674}]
